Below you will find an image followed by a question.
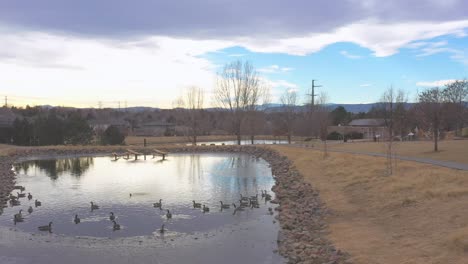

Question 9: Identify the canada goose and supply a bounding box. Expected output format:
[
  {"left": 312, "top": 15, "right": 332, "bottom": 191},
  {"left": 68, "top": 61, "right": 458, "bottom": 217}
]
[
  {"left": 232, "top": 203, "right": 244, "bottom": 211},
  {"left": 90, "top": 202, "right": 99, "bottom": 210},
  {"left": 74, "top": 214, "right": 80, "bottom": 224},
  {"left": 261, "top": 190, "right": 266, "bottom": 198},
  {"left": 153, "top": 199, "right": 162, "bottom": 209},
  {"left": 250, "top": 194, "right": 258, "bottom": 200},
  {"left": 129, "top": 193, "right": 132, "bottom": 197},
  {"left": 27, "top": 206, "right": 33, "bottom": 214},
  {"left": 192, "top": 200, "right": 201, "bottom": 208},
  {"left": 112, "top": 220, "right": 120, "bottom": 230},
  {"left": 202, "top": 204, "right": 210, "bottom": 213},
  {"left": 239, "top": 199, "right": 249, "bottom": 207},
  {"left": 240, "top": 194, "right": 249, "bottom": 202},
  {"left": 10, "top": 199, "right": 20, "bottom": 206},
  {"left": 35, "top": 199, "right": 41, "bottom": 207},
  {"left": 27, "top": 193, "right": 33, "bottom": 200},
  {"left": 166, "top": 209, "right": 172, "bottom": 219},
  {"left": 109, "top": 212, "right": 115, "bottom": 221},
  {"left": 38, "top": 222, "right": 52, "bottom": 232},
  {"left": 17, "top": 192, "right": 25, "bottom": 198},
  {"left": 159, "top": 224, "right": 165, "bottom": 234},
  {"left": 220, "top": 201, "right": 230, "bottom": 209},
  {"left": 265, "top": 194, "right": 272, "bottom": 201},
  {"left": 14, "top": 209, "right": 23, "bottom": 221}
]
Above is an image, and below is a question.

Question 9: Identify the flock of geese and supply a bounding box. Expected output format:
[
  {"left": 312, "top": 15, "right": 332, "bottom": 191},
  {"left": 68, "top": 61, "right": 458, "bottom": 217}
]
[{"left": 6, "top": 185, "right": 273, "bottom": 234}]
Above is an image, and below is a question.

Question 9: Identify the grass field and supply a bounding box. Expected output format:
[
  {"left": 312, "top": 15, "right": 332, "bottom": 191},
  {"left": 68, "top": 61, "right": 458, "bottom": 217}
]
[
  {"left": 314, "top": 140, "right": 468, "bottom": 164},
  {"left": 272, "top": 145, "right": 468, "bottom": 264}
]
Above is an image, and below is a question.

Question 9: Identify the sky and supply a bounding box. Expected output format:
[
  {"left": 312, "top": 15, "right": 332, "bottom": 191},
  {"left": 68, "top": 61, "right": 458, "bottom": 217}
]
[{"left": 0, "top": 0, "right": 467, "bottom": 108}]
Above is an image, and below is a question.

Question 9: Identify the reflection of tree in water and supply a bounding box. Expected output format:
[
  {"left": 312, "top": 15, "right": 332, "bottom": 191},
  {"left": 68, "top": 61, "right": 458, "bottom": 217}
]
[{"left": 18, "top": 157, "right": 94, "bottom": 180}]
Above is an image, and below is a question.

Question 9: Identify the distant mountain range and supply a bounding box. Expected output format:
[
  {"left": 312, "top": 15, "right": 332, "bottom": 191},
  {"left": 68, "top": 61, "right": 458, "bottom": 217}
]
[{"left": 37, "top": 102, "right": 468, "bottom": 113}]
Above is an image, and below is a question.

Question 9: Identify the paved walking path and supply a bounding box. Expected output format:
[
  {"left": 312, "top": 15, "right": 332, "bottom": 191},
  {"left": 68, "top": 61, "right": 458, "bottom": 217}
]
[{"left": 291, "top": 144, "right": 468, "bottom": 171}]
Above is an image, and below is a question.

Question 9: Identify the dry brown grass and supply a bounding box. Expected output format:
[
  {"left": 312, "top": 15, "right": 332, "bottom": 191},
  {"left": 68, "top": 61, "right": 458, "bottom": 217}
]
[
  {"left": 325, "top": 140, "right": 468, "bottom": 164},
  {"left": 271, "top": 145, "right": 468, "bottom": 264}
]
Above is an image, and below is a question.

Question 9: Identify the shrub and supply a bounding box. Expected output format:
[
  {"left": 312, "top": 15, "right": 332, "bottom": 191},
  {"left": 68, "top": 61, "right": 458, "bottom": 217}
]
[
  {"left": 327, "top": 131, "right": 343, "bottom": 140},
  {"left": 345, "top": 131, "right": 364, "bottom": 140},
  {"left": 101, "top": 125, "right": 126, "bottom": 145}
]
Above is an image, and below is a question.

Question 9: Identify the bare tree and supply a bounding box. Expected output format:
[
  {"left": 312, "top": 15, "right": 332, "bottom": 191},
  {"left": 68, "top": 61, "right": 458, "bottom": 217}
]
[
  {"left": 280, "top": 89, "right": 298, "bottom": 144},
  {"left": 173, "top": 86, "right": 205, "bottom": 145},
  {"left": 417, "top": 87, "right": 445, "bottom": 152},
  {"left": 316, "top": 92, "right": 330, "bottom": 157},
  {"left": 380, "top": 87, "right": 407, "bottom": 175},
  {"left": 214, "top": 60, "right": 268, "bottom": 145},
  {"left": 443, "top": 80, "right": 468, "bottom": 135}
]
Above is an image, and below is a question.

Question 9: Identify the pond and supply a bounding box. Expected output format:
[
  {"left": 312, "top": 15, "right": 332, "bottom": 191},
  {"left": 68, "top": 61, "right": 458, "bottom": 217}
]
[
  {"left": 0, "top": 153, "right": 284, "bottom": 263},
  {"left": 188, "top": 139, "right": 291, "bottom": 146}
]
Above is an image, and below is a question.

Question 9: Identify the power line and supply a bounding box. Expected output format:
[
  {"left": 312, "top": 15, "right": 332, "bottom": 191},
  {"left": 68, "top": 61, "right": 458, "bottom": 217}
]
[{"left": 306, "top": 79, "right": 322, "bottom": 111}]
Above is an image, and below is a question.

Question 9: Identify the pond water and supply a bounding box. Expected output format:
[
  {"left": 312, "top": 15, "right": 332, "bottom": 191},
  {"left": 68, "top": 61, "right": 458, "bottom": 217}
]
[
  {"left": 1, "top": 153, "right": 277, "bottom": 239},
  {"left": 188, "top": 139, "right": 290, "bottom": 146}
]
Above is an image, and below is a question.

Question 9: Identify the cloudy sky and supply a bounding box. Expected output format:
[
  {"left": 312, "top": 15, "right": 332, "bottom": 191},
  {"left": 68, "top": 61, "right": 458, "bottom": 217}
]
[{"left": 1, "top": 0, "right": 467, "bottom": 108}]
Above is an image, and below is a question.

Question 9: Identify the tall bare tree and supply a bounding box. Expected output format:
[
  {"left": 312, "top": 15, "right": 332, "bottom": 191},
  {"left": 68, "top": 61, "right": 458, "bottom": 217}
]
[
  {"left": 316, "top": 92, "right": 330, "bottom": 157},
  {"left": 214, "top": 60, "right": 268, "bottom": 145},
  {"left": 417, "top": 87, "right": 445, "bottom": 152},
  {"left": 174, "top": 86, "right": 205, "bottom": 145},
  {"left": 380, "top": 87, "right": 407, "bottom": 175},
  {"left": 443, "top": 80, "right": 468, "bottom": 135},
  {"left": 280, "top": 89, "right": 298, "bottom": 144}
]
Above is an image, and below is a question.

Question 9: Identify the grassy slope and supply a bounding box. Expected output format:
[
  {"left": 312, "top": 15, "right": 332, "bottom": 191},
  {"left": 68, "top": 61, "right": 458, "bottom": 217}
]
[
  {"left": 322, "top": 140, "right": 468, "bottom": 164},
  {"left": 271, "top": 145, "right": 468, "bottom": 264}
]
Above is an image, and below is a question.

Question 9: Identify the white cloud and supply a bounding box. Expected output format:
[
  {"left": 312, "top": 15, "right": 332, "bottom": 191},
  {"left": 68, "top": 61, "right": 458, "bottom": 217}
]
[
  {"left": 359, "top": 83, "right": 372, "bottom": 87},
  {"left": 416, "top": 79, "right": 459, "bottom": 87},
  {"left": 0, "top": 30, "right": 233, "bottom": 108},
  {"left": 340, "top": 50, "right": 362, "bottom": 59},
  {"left": 258, "top": 64, "right": 294, "bottom": 73},
  {"left": 237, "top": 19, "right": 468, "bottom": 57}
]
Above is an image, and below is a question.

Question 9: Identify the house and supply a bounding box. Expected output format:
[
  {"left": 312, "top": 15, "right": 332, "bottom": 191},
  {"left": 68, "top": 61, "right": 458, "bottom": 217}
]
[{"left": 328, "top": 118, "right": 388, "bottom": 140}]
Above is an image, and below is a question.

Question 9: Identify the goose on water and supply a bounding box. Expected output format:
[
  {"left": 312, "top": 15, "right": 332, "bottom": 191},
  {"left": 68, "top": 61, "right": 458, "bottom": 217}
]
[
  {"left": 192, "top": 200, "right": 201, "bottom": 208},
  {"left": 112, "top": 220, "right": 120, "bottom": 230},
  {"left": 27, "top": 193, "right": 33, "bottom": 200},
  {"left": 35, "top": 199, "right": 41, "bottom": 207},
  {"left": 159, "top": 224, "right": 165, "bottom": 234},
  {"left": 27, "top": 206, "right": 33, "bottom": 214},
  {"left": 17, "top": 192, "right": 26, "bottom": 198},
  {"left": 74, "top": 214, "right": 80, "bottom": 224},
  {"left": 109, "top": 212, "right": 115, "bottom": 221},
  {"left": 90, "top": 202, "right": 99, "bottom": 210},
  {"left": 38, "top": 222, "right": 52, "bottom": 232},
  {"left": 166, "top": 209, "right": 172, "bottom": 219},
  {"left": 219, "top": 201, "right": 230, "bottom": 209},
  {"left": 14, "top": 209, "right": 23, "bottom": 221},
  {"left": 202, "top": 204, "right": 210, "bottom": 213},
  {"left": 153, "top": 199, "right": 162, "bottom": 209}
]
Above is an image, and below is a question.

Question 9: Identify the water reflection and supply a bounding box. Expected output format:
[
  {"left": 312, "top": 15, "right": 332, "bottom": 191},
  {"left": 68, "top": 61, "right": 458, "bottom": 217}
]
[
  {"left": 2, "top": 153, "right": 276, "bottom": 238},
  {"left": 14, "top": 157, "right": 94, "bottom": 179}
]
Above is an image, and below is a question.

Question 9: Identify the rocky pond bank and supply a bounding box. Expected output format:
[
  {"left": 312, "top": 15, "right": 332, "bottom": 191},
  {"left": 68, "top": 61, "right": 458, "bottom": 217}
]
[{"left": 0, "top": 145, "right": 350, "bottom": 264}]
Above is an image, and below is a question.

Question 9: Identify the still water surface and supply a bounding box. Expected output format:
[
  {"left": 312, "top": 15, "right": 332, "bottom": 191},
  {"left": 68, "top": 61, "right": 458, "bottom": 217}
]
[{"left": 1, "top": 153, "right": 277, "bottom": 238}]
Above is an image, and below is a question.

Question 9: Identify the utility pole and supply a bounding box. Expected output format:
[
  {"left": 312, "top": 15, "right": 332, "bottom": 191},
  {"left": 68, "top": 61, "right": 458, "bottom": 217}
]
[{"left": 307, "top": 79, "right": 322, "bottom": 111}]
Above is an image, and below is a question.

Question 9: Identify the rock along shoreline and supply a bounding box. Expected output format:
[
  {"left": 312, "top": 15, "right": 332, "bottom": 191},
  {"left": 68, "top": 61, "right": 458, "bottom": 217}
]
[{"left": 0, "top": 145, "right": 350, "bottom": 264}]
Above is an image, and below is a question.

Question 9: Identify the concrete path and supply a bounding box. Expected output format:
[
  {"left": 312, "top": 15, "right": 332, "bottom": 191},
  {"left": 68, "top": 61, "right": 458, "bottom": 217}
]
[{"left": 291, "top": 144, "right": 468, "bottom": 171}]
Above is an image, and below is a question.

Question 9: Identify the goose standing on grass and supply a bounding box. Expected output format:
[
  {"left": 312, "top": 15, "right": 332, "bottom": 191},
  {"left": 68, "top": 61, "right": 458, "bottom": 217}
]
[
  {"left": 74, "top": 214, "right": 80, "bottom": 224},
  {"left": 159, "top": 224, "right": 165, "bottom": 234},
  {"left": 240, "top": 194, "right": 249, "bottom": 202},
  {"left": 109, "top": 212, "right": 115, "bottom": 221},
  {"left": 192, "top": 200, "right": 201, "bottom": 208},
  {"left": 35, "top": 199, "right": 41, "bottom": 207},
  {"left": 202, "top": 204, "right": 210, "bottom": 213},
  {"left": 220, "top": 201, "right": 230, "bottom": 209},
  {"left": 90, "top": 202, "right": 99, "bottom": 210},
  {"left": 27, "top": 206, "right": 33, "bottom": 214},
  {"left": 153, "top": 199, "right": 162, "bottom": 209},
  {"left": 166, "top": 209, "right": 172, "bottom": 219},
  {"left": 27, "top": 193, "right": 33, "bottom": 200},
  {"left": 112, "top": 220, "right": 120, "bottom": 230},
  {"left": 38, "top": 222, "right": 52, "bottom": 232}
]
